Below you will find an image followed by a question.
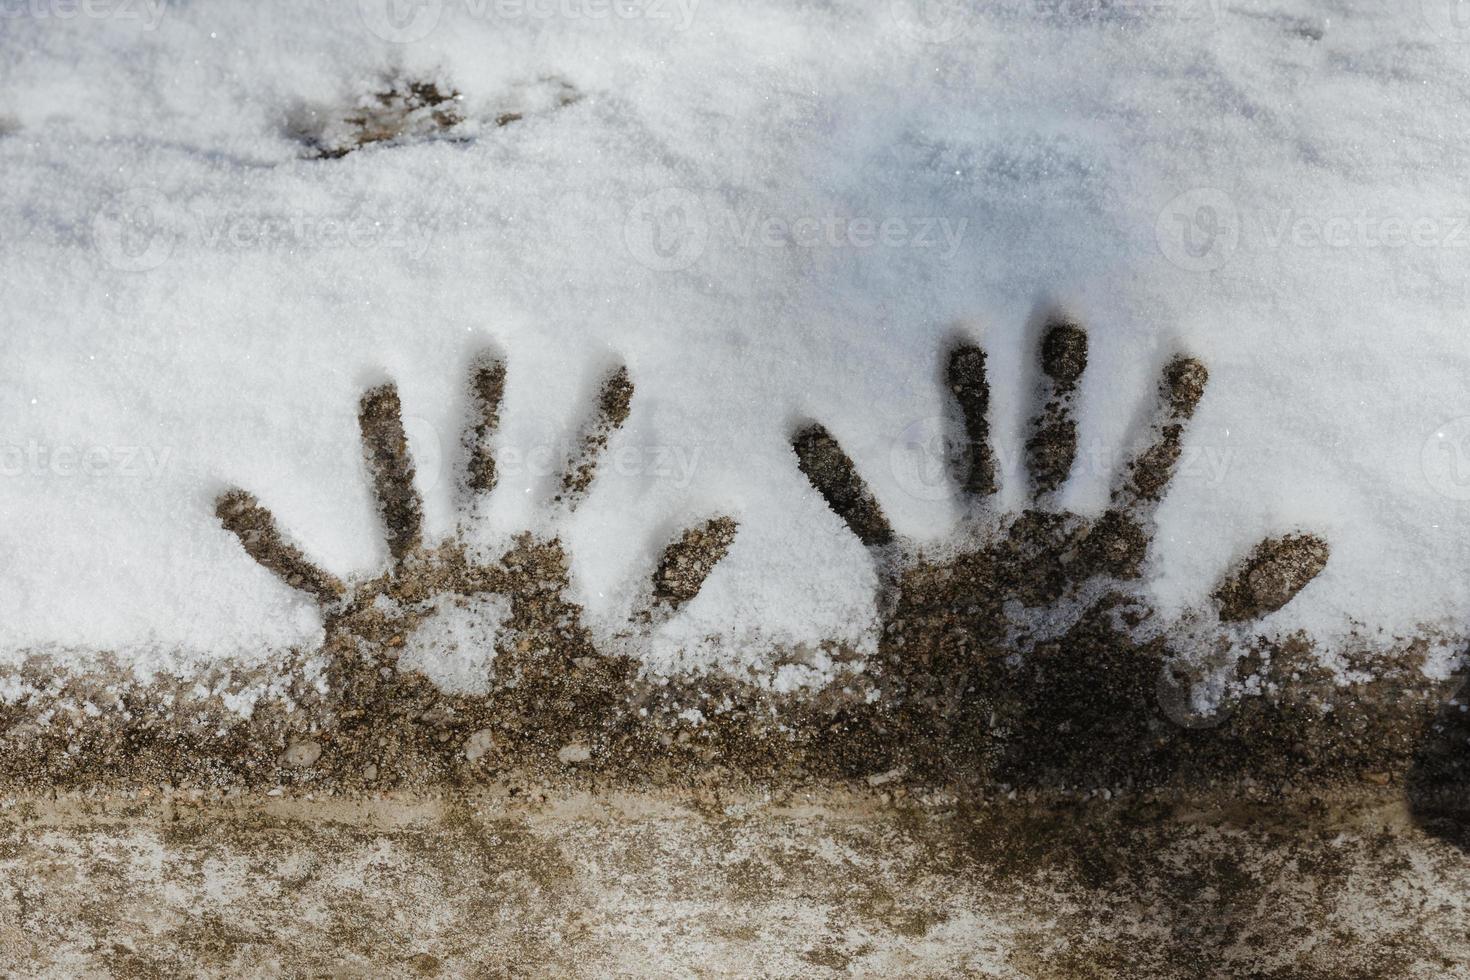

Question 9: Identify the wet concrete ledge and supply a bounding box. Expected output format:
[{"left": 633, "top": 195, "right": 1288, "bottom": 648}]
[{"left": 0, "top": 783, "right": 1467, "bottom": 978}]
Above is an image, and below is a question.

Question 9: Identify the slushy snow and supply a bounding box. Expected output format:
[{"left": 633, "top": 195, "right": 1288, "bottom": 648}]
[{"left": 0, "top": 0, "right": 1468, "bottom": 685}]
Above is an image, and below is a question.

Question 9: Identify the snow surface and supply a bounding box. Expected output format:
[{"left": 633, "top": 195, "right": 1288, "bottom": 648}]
[
  {"left": 1, "top": 0, "right": 1469, "bottom": 680},
  {"left": 395, "top": 592, "right": 509, "bottom": 694}
]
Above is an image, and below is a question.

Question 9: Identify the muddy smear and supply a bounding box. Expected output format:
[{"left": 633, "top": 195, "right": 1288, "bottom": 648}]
[
  {"left": 291, "top": 75, "right": 582, "bottom": 159},
  {"left": 0, "top": 319, "right": 1460, "bottom": 806},
  {"left": 1409, "top": 669, "right": 1470, "bottom": 851},
  {"left": 294, "top": 78, "right": 466, "bottom": 159}
]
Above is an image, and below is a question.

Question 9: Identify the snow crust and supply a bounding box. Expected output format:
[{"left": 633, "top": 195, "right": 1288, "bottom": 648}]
[
  {"left": 1, "top": 0, "right": 1468, "bottom": 680},
  {"left": 396, "top": 592, "right": 509, "bottom": 694}
]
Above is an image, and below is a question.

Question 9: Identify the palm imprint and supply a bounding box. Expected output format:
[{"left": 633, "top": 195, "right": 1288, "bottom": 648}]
[
  {"left": 793, "top": 316, "right": 1331, "bottom": 782},
  {"left": 217, "top": 353, "right": 736, "bottom": 693}
]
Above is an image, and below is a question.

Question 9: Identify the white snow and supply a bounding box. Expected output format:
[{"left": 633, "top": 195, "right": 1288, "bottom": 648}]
[
  {"left": 396, "top": 592, "right": 509, "bottom": 693},
  {"left": 0, "top": 0, "right": 1468, "bottom": 682}
]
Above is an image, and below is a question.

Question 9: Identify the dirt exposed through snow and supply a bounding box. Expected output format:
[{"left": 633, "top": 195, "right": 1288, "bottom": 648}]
[{"left": 2, "top": 322, "right": 1463, "bottom": 834}]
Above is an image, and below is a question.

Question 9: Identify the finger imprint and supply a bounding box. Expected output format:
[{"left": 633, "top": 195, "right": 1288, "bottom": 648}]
[
  {"left": 557, "top": 365, "right": 634, "bottom": 511},
  {"left": 946, "top": 343, "right": 998, "bottom": 498},
  {"left": 793, "top": 423, "right": 894, "bottom": 547},
  {"left": 1025, "top": 319, "right": 1088, "bottom": 503},
  {"left": 1115, "top": 355, "right": 1209, "bottom": 511},
  {"left": 359, "top": 383, "right": 425, "bottom": 563},
  {"left": 463, "top": 352, "right": 507, "bottom": 497},
  {"left": 216, "top": 489, "right": 345, "bottom": 604}
]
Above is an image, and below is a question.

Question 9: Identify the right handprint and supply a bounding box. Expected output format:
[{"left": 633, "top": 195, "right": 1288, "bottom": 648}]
[{"left": 794, "top": 315, "right": 1331, "bottom": 785}]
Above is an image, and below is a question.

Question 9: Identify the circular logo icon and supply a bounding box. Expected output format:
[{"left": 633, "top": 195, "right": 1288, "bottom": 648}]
[
  {"left": 1154, "top": 187, "right": 1240, "bottom": 273},
  {"left": 1155, "top": 662, "right": 1233, "bottom": 730},
  {"left": 1422, "top": 0, "right": 1470, "bottom": 40},
  {"left": 889, "top": 0, "right": 971, "bottom": 43},
  {"left": 1422, "top": 417, "right": 1470, "bottom": 501},
  {"left": 358, "top": 0, "right": 444, "bottom": 43},
  {"left": 889, "top": 416, "right": 956, "bottom": 502},
  {"left": 624, "top": 188, "right": 708, "bottom": 272},
  {"left": 92, "top": 188, "right": 181, "bottom": 272}
]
